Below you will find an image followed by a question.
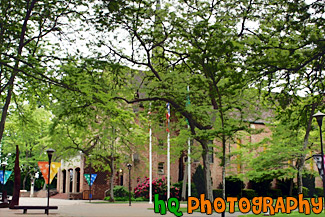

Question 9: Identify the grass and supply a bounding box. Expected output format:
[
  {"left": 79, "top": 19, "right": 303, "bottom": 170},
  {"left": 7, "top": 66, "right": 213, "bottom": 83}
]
[
  {"left": 88, "top": 201, "right": 149, "bottom": 204},
  {"left": 148, "top": 205, "right": 241, "bottom": 213},
  {"left": 239, "top": 211, "right": 324, "bottom": 217}
]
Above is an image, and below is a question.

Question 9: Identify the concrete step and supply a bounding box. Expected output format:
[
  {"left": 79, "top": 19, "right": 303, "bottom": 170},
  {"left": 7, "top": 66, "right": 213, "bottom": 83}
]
[{"left": 50, "top": 193, "right": 68, "bottom": 200}]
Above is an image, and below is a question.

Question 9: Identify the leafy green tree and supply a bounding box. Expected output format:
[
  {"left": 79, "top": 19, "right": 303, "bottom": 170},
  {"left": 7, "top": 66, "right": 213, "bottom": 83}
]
[
  {"left": 3, "top": 105, "right": 53, "bottom": 190},
  {"left": 0, "top": 0, "right": 90, "bottom": 206},
  {"left": 244, "top": 0, "right": 325, "bottom": 193},
  {"left": 90, "top": 0, "right": 259, "bottom": 201},
  {"left": 49, "top": 59, "right": 147, "bottom": 201}
]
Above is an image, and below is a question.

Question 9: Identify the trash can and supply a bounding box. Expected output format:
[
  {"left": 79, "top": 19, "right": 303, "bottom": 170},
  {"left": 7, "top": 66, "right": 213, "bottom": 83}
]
[{"left": 83, "top": 190, "right": 92, "bottom": 200}]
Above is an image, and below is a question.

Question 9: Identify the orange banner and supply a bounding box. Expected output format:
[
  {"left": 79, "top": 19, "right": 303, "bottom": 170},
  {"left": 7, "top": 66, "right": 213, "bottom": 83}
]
[{"left": 38, "top": 162, "right": 61, "bottom": 184}]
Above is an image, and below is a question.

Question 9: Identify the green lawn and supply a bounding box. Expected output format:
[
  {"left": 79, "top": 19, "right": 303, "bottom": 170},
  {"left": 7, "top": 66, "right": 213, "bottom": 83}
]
[
  {"left": 89, "top": 201, "right": 149, "bottom": 204},
  {"left": 148, "top": 206, "right": 241, "bottom": 213},
  {"left": 239, "top": 211, "right": 324, "bottom": 217}
]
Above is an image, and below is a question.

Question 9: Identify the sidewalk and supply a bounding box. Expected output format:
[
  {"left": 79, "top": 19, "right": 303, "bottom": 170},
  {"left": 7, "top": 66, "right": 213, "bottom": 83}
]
[{"left": 0, "top": 197, "right": 246, "bottom": 217}]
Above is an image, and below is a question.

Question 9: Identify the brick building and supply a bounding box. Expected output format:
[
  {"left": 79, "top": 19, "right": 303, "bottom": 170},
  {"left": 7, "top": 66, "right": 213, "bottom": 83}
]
[{"left": 55, "top": 120, "right": 283, "bottom": 199}]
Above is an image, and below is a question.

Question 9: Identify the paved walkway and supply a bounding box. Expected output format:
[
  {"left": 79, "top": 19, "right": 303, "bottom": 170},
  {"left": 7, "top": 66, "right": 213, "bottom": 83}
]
[{"left": 0, "top": 198, "right": 247, "bottom": 217}]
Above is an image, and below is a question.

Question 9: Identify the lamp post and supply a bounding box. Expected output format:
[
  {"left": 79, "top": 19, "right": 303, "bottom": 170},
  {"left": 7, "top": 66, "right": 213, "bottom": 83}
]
[
  {"left": 46, "top": 149, "right": 55, "bottom": 215},
  {"left": 127, "top": 164, "right": 132, "bottom": 206},
  {"left": 1, "top": 162, "right": 8, "bottom": 203},
  {"left": 88, "top": 155, "right": 92, "bottom": 203},
  {"left": 313, "top": 111, "right": 325, "bottom": 210}
]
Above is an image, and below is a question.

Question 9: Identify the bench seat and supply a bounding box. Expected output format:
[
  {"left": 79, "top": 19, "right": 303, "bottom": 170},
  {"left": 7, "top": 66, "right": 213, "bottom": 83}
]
[{"left": 10, "top": 205, "right": 58, "bottom": 214}]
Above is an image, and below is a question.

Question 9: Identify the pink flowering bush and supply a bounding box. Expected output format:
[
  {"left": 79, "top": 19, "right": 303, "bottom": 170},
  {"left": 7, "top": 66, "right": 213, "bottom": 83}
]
[{"left": 134, "top": 176, "right": 180, "bottom": 200}]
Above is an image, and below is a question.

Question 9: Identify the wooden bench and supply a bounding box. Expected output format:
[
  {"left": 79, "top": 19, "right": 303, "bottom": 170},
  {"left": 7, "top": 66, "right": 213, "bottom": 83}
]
[{"left": 10, "top": 205, "right": 58, "bottom": 214}]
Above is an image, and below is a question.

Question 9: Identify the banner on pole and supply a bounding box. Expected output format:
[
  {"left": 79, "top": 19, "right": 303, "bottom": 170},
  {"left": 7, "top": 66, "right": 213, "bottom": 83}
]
[
  {"left": 38, "top": 162, "right": 61, "bottom": 184},
  {"left": 0, "top": 170, "right": 12, "bottom": 184},
  {"left": 84, "top": 174, "right": 97, "bottom": 186},
  {"left": 313, "top": 154, "right": 325, "bottom": 180},
  {"left": 166, "top": 103, "right": 170, "bottom": 132}
]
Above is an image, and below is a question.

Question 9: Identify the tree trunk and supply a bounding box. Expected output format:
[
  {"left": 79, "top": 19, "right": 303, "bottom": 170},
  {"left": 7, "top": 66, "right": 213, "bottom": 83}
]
[
  {"left": 289, "top": 178, "right": 293, "bottom": 196},
  {"left": 222, "top": 135, "right": 226, "bottom": 201},
  {"left": 22, "top": 170, "right": 30, "bottom": 190},
  {"left": 30, "top": 177, "right": 35, "bottom": 197},
  {"left": 109, "top": 128, "right": 115, "bottom": 202},
  {"left": 0, "top": 0, "right": 36, "bottom": 144},
  {"left": 297, "top": 167, "right": 303, "bottom": 195},
  {"left": 109, "top": 160, "right": 115, "bottom": 202},
  {"left": 9, "top": 145, "right": 21, "bottom": 208},
  {"left": 202, "top": 143, "right": 213, "bottom": 201},
  {"left": 181, "top": 157, "right": 188, "bottom": 200},
  {"left": 297, "top": 104, "right": 315, "bottom": 194}
]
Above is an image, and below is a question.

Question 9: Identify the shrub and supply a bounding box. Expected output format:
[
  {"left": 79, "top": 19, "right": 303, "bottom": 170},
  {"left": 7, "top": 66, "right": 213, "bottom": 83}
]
[
  {"left": 113, "top": 186, "right": 129, "bottom": 198},
  {"left": 134, "top": 176, "right": 180, "bottom": 201},
  {"left": 249, "top": 177, "right": 272, "bottom": 197},
  {"left": 172, "top": 181, "right": 198, "bottom": 199},
  {"left": 225, "top": 176, "right": 245, "bottom": 198},
  {"left": 302, "top": 186, "right": 309, "bottom": 198},
  {"left": 302, "top": 173, "right": 315, "bottom": 198},
  {"left": 193, "top": 165, "right": 205, "bottom": 196},
  {"left": 292, "top": 186, "right": 310, "bottom": 198},
  {"left": 213, "top": 189, "right": 223, "bottom": 199},
  {"left": 276, "top": 178, "right": 294, "bottom": 197},
  {"left": 269, "top": 189, "right": 282, "bottom": 198},
  {"left": 315, "top": 188, "right": 323, "bottom": 197},
  {"left": 242, "top": 189, "right": 257, "bottom": 200}
]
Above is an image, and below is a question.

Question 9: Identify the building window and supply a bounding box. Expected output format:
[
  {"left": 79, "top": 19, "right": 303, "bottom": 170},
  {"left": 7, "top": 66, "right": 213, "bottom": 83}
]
[
  {"left": 133, "top": 153, "right": 140, "bottom": 166},
  {"left": 208, "top": 141, "right": 214, "bottom": 164},
  {"left": 194, "top": 158, "right": 200, "bottom": 163},
  {"left": 158, "top": 139, "right": 164, "bottom": 149},
  {"left": 237, "top": 139, "right": 242, "bottom": 173},
  {"left": 75, "top": 168, "right": 80, "bottom": 192},
  {"left": 68, "top": 169, "right": 73, "bottom": 193},
  {"left": 158, "top": 162, "right": 164, "bottom": 174}
]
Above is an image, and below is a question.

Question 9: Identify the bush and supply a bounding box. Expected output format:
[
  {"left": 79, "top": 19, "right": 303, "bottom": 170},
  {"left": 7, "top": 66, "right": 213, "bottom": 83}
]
[
  {"left": 224, "top": 176, "right": 245, "bottom": 198},
  {"left": 213, "top": 189, "right": 223, "bottom": 199},
  {"left": 302, "top": 186, "right": 309, "bottom": 198},
  {"left": 134, "top": 176, "right": 180, "bottom": 201},
  {"left": 249, "top": 177, "right": 272, "bottom": 197},
  {"left": 292, "top": 186, "right": 310, "bottom": 198},
  {"left": 269, "top": 189, "right": 282, "bottom": 198},
  {"left": 172, "top": 181, "right": 198, "bottom": 199},
  {"left": 315, "top": 188, "right": 323, "bottom": 197},
  {"left": 242, "top": 189, "right": 257, "bottom": 200},
  {"left": 113, "top": 186, "right": 129, "bottom": 198},
  {"left": 302, "top": 173, "right": 315, "bottom": 198},
  {"left": 193, "top": 165, "right": 205, "bottom": 196},
  {"left": 276, "top": 178, "right": 294, "bottom": 197}
]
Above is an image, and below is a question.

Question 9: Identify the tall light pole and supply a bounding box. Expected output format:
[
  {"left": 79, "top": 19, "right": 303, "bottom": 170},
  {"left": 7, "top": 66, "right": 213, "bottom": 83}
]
[
  {"left": 46, "top": 149, "right": 55, "bottom": 215},
  {"left": 313, "top": 111, "right": 325, "bottom": 210},
  {"left": 89, "top": 155, "right": 92, "bottom": 203},
  {"left": 1, "top": 162, "right": 8, "bottom": 203},
  {"left": 127, "top": 164, "right": 132, "bottom": 206},
  {"left": 149, "top": 102, "right": 152, "bottom": 204}
]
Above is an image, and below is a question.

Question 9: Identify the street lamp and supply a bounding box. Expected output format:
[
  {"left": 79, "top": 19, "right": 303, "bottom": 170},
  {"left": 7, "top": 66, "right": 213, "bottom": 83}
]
[
  {"left": 127, "top": 164, "right": 132, "bottom": 206},
  {"left": 1, "top": 162, "right": 8, "bottom": 203},
  {"left": 46, "top": 149, "right": 55, "bottom": 215},
  {"left": 88, "top": 155, "right": 92, "bottom": 203},
  {"left": 313, "top": 111, "right": 325, "bottom": 210}
]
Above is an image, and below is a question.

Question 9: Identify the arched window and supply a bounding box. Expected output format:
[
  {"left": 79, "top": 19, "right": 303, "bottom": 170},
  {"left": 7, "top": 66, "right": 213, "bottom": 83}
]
[
  {"left": 62, "top": 170, "right": 66, "bottom": 193},
  {"left": 68, "top": 169, "right": 73, "bottom": 193},
  {"left": 75, "top": 168, "right": 81, "bottom": 192},
  {"left": 158, "top": 162, "right": 164, "bottom": 175}
]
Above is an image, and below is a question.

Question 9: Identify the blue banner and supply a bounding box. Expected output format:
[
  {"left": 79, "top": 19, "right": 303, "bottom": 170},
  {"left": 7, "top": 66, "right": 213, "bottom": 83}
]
[{"left": 0, "top": 170, "right": 12, "bottom": 184}]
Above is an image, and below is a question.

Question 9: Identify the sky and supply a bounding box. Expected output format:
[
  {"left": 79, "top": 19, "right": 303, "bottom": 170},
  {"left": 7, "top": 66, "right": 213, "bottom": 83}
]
[{"left": 44, "top": 0, "right": 321, "bottom": 97}]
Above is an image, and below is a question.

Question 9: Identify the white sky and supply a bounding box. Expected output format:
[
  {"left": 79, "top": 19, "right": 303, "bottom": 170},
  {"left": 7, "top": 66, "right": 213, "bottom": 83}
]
[{"left": 43, "top": 0, "right": 321, "bottom": 97}]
